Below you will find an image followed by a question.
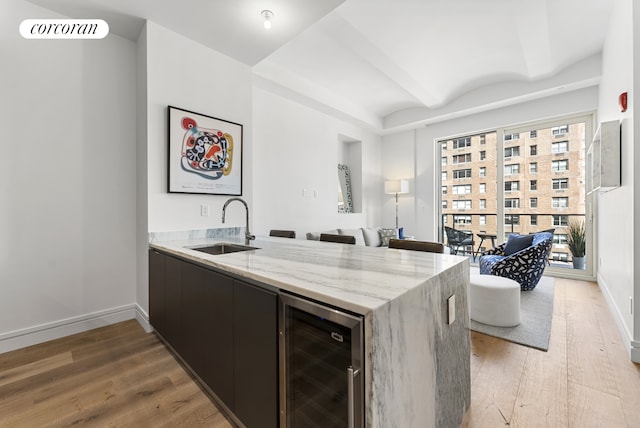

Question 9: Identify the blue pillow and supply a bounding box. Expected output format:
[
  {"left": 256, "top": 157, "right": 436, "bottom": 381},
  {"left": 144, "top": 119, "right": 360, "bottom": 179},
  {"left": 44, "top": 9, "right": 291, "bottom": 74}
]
[{"left": 503, "top": 233, "right": 534, "bottom": 256}]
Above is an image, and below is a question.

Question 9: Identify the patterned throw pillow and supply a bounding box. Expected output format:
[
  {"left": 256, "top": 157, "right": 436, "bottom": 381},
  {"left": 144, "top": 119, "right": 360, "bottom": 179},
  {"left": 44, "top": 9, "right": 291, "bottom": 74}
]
[{"left": 379, "top": 228, "right": 398, "bottom": 247}]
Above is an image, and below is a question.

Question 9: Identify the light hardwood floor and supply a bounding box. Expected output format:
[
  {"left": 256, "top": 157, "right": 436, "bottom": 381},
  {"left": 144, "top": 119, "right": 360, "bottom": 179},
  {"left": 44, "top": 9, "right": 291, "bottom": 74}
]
[
  {"left": 0, "top": 278, "right": 638, "bottom": 427},
  {"left": 462, "top": 277, "right": 640, "bottom": 427}
]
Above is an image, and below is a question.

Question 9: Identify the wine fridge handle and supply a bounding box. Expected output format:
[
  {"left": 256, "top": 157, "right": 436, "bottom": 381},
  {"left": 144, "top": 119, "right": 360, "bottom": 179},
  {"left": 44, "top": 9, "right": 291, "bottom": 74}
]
[{"left": 347, "top": 366, "right": 359, "bottom": 428}]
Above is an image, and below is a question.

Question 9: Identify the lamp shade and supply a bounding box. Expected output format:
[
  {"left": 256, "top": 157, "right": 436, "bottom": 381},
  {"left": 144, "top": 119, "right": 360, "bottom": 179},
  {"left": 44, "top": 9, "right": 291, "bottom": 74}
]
[{"left": 385, "top": 179, "right": 409, "bottom": 194}]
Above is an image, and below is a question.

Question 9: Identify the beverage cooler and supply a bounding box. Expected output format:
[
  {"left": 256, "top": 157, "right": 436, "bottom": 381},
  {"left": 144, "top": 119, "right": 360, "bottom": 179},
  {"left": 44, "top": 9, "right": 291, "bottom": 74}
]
[{"left": 279, "top": 292, "right": 364, "bottom": 428}]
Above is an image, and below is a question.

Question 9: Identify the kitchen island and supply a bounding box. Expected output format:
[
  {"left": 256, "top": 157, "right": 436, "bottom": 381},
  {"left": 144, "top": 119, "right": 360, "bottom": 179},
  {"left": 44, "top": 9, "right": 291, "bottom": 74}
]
[{"left": 150, "top": 235, "right": 470, "bottom": 428}]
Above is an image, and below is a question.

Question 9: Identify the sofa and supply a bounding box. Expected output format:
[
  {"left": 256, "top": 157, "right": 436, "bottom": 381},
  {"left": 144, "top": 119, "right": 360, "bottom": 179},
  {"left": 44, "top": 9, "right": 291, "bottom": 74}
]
[{"left": 306, "top": 227, "right": 398, "bottom": 247}]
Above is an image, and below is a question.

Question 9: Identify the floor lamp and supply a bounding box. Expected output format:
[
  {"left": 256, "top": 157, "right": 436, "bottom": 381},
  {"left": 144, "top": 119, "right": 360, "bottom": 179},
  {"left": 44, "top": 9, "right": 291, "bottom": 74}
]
[{"left": 385, "top": 179, "right": 409, "bottom": 230}]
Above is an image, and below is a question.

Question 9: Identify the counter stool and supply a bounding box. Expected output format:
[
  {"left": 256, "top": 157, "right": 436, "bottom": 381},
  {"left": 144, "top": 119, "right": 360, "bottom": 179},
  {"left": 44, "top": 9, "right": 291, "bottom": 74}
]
[{"left": 470, "top": 274, "right": 520, "bottom": 327}]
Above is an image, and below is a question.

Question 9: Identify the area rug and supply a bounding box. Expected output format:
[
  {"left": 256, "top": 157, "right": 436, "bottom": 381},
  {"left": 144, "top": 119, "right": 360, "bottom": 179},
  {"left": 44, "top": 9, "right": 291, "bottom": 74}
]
[{"left": 469, "top": 268, "right": 555, "bottom": 351}]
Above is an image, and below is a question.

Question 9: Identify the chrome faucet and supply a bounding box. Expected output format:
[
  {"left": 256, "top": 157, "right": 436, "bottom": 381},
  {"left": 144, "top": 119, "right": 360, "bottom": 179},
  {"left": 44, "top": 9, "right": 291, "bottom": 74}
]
[{"left": 221, "top": 197, "right": 255, "bottom": 246}]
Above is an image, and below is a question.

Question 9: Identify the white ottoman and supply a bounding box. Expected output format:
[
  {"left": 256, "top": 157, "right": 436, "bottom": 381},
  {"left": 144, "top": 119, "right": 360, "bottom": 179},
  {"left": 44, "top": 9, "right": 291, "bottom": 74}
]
[{"left": 470, "top": 274, "right": 520, "bottom": 327}]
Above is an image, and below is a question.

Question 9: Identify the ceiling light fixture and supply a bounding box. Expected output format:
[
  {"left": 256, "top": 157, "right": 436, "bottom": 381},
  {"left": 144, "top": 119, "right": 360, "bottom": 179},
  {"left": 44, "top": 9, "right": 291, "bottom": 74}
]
[{"left": 261, "top": 10, "right": 274, "bottom": 30}]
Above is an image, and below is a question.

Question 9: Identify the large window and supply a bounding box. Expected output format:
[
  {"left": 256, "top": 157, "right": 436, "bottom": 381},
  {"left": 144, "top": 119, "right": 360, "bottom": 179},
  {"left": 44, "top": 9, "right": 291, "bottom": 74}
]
[{"left": 439, "top": 114, "right": 592, "bottom": 276}]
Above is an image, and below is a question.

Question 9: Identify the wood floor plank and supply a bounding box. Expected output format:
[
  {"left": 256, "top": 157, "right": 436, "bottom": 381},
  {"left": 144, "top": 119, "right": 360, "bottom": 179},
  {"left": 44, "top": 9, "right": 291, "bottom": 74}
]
[
  {"left": 461, "top": 334, "right": 528, "bottom": 427},
  {"left": 0, "top": 352, "right": 73, "bottom": 388},
  {"left": 568, "top": 382, "right": 627, "bottom": 428},
  {"left": 565, "top": 280, "right": 620, "bottom": 396}
]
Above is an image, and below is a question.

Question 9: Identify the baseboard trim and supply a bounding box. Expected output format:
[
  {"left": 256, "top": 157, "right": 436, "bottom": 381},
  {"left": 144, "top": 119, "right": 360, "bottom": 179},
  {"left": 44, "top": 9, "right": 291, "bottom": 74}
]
[
  {"left": 0, "top": 304, "right": 144, "bottom": 354},
  {"left": 597, "top": 273, "right": 640, "bottom": 363}
]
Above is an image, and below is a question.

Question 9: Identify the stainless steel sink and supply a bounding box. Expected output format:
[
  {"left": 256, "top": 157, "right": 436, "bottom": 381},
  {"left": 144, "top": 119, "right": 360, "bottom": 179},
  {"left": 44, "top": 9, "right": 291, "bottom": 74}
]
[{"left": 191, "top": 243, "right": 259, "bottom": 255}]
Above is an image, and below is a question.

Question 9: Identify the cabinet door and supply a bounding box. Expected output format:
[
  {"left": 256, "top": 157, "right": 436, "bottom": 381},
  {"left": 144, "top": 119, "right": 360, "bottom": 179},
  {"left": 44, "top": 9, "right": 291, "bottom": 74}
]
[
  {"left": 183, "top": 265, "right": 235, "bottom": 409},
  {"left": 164, "top": 255, "right": 184, "bottom": 355},
  {"left": 234, "top": 281, "right": 278, "bottom": 428},
  {"left": 148, "top": 250, "right": 166, "bottom": 337}
]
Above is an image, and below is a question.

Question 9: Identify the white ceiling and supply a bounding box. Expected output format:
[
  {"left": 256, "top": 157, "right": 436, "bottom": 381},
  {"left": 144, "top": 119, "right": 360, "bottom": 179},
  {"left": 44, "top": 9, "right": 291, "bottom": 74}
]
[{"left": 26, "top": 0, "right": 614, "bottom": 133}]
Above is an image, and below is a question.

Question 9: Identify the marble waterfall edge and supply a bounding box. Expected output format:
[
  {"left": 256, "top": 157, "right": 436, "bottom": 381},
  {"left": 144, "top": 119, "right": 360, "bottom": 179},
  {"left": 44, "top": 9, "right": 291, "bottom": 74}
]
[{"left": 367, "top": 261, "right": 470, "bottom": 428}]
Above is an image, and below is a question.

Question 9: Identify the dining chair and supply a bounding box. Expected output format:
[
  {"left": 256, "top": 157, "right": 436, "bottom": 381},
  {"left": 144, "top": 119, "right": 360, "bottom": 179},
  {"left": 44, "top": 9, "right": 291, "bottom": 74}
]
[
  {"left": 319, "top": 233, "right": 356, "bottom": 245},
  {"left": 388, "top": 238, "right": 444, "bottom": 253},
  {"left": 269, "top": 229, "right": 296, "bottom": 238}
]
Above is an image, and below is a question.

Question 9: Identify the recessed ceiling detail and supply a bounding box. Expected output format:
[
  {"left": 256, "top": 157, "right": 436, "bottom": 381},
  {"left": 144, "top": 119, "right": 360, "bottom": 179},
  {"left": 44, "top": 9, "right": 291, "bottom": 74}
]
[{"left": 27, "top": 0, "right": 613, "bottom": 133}]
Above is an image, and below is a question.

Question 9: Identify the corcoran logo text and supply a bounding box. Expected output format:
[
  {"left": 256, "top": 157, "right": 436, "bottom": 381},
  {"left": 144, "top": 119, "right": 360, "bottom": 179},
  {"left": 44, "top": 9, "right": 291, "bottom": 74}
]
[{"left": 20, "top": 19, "right": 109, "bottom": 39}]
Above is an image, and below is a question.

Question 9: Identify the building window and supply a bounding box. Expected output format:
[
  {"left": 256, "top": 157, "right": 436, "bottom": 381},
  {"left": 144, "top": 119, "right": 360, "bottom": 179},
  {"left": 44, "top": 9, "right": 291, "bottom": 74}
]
[
  {"left": 552, "top": 125, "right": 569, "bottom": 136},
  {"left": 552, "top": 252, "right": 569, "bottom": 262},
  {"left": 454, "top": 215, "right": 472, "bottom": 224},
  {"left": 552, "top": 141, "right": 569, "bottom": 154},
  {"left": 530, "top": 180, "right": 537, "bottom": 191},
  {"left": 441, "top": 141, "right": 447, "bottom": 151},
  {"left": 452, "top": 184, "right": 472, "bottom": 194},
  {"left": 453, "top": 168, "right": 472, "bottom": 179},
  {"left": 552, "top": 159, "right": 569, "bottom": 172},
  {"left": 504, "top": 133, "right": 520, "bottom": 141},
  {"left": 479, "top": 183, "right": 486, "bottom": 193},
  {"left": 505, "top": 181, "right": 520, "bottom": 192},
  {"left": 452, "top": 200, "right": 472, "bottom": 209},
  {"left": 552, "top": 178, "right": 569, "bottom": 190},
  {"left": 505, "top": 198, "right": 520, "bottom": 208},
  {"left": 442, "top": 200, "right": 448, "bottom": 209},
  {"left": 480, "top": 199, "right": 486, "bottom": 209},
  {"left": 442, "top": 171, "right": 447, "bottom": 181},
  {"left": 530, "top": 145, "right": 537, "bottom": 156},
  {"left": 441, "top": 186, "right": 447, "bottom": 194},
  {"left": 530, "top": 130, "right": 537, "bottom": 138},
  {"left": 530, "top": 214, "right": 538, "bottom": 226},
  {"left": 441, "top": 156, "right": 447, "bottom": 165},
  {"left": 530, "top": 197, "right": 538, "bottom": 208},
  {"left": 553, "top": 215, "right": 569, "bottom": 226},
  {"left": 552, "top": 197, "right": 569, "bottom": 208},
  {"left": 480, "top": 134, "right": 486, "bottom": 145},
  {"left": 505, "top": 215, "right": 520, "bottom": 225},
  {"left": 530, "top": 162, "right": 538, "bottom": 173},
  {"left": 479, "top": 167, "right": 486, "bottom": 177},
  {"left": 452, "top": 137, "right": 471, "bottom": 149},
  {"left": 452, "top": 153, "right": 472, "bottom": 164},
  {"left": 504, "top": 146, "right": 520, "bottom": 158},
  {"left": 480, "top": 215, "right": 486, "bottom": 225},
  {"left": 553, "top": 234, "right": 568, "bottom": 245},
  {"left": 504, "top": 164, "right": 520, "bottom": 175},
  {"left": 480, "top": 150, "right": 486, "bottom": 160}
]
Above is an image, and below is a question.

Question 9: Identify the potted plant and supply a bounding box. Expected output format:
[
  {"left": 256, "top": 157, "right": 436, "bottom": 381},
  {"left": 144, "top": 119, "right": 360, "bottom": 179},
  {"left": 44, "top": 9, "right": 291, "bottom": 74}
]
[{"left": 567, "top": 220, "right": 586, "bottom": 269}]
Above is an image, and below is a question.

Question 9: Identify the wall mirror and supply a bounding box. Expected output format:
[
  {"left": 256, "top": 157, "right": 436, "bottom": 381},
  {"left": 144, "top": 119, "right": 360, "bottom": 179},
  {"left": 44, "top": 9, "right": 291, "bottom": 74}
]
[{"left": 337, "top": 164, "right": 353, "bottom": 213}]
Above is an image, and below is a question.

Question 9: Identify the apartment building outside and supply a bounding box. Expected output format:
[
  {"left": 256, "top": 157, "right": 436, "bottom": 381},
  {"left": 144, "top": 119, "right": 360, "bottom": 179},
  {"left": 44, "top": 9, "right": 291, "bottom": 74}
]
[{"left": 440, "top": 122, "right": 586, "bottom": 266}]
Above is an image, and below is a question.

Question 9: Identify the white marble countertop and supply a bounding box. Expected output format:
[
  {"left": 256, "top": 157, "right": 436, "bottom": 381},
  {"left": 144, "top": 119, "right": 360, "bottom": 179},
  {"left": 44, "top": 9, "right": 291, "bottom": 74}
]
[{"left": 150, "top": 236, "right": 467, "bottom": 315}]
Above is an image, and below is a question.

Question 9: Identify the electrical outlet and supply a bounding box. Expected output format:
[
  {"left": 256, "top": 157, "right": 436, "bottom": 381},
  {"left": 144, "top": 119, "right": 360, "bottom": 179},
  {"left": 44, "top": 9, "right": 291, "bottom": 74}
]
[
  {"left": 201, "top": 204, "right": 209, "bottom": 216},
  {"left": 448, "top": 295, "right": 456, "bottom": 325}
]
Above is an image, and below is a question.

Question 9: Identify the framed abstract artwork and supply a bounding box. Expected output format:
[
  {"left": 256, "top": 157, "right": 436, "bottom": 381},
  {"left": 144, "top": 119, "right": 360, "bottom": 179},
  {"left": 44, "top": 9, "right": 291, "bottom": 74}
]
[{"left": 167, "top": 105, "right": 243, "bottom": 195}]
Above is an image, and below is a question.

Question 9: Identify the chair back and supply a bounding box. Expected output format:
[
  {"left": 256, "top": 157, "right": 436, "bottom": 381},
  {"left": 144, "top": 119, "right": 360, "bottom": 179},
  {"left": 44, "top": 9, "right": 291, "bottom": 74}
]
[
  {"left": 269, "top": 229, "right": 296, "bottom": 238},
  {"left": 320, "top": 233, "right": 356, "bottom": 245},
  {"left": 389, "top": 239, "right": 444, "bottom": 253}
]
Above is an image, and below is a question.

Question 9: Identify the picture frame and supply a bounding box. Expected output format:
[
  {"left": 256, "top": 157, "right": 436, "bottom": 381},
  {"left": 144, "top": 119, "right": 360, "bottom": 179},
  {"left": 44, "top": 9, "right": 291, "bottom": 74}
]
[{"left": 167, "top": 105, "right": 243, "bottom": 195}]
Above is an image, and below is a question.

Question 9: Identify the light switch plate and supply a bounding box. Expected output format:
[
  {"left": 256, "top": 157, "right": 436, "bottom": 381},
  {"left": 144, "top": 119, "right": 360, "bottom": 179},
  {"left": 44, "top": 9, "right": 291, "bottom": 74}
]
[
  {"left": 448, "top": 295, "right": 455, "bottom": 325},
  {"left": 200, "top": 204, "right": 209, "bottom": 216}
]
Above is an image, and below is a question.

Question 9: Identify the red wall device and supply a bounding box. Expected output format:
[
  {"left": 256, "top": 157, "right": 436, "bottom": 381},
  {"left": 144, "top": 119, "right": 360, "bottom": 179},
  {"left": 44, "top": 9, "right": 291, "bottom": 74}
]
[{"left": 619, "top": 92, "right": 628, "bottom": 112}]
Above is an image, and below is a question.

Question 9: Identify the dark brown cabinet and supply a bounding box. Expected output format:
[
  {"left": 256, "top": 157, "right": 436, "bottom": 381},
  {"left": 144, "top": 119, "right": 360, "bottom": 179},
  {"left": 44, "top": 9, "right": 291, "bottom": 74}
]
[
  {"left": 148, "top": 249, "right": 278, "bottom": 428},
  {"left": 234, "top": 280, "right": 278, "bottom": 428},
  {"left": 182, "top": 264, "right": 235, "bottom": 408}
]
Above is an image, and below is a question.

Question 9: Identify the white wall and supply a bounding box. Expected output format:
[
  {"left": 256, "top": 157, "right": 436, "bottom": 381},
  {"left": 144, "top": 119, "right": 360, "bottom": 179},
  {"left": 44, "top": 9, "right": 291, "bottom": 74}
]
[
  {"left": 252, "top": 88, "right": 382, "bottom": 237},
  {"left": 144, "top": 22, "right": 253, "bottom": 234},
  {"left": 0, "top": 0, "right": 138, "bottom": 351},
  {"left": 383, "top": 87, "right": 599, "bottom": 242},
  {"left": 597, "top": 0, "right": 639, "bottom": 361}
]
